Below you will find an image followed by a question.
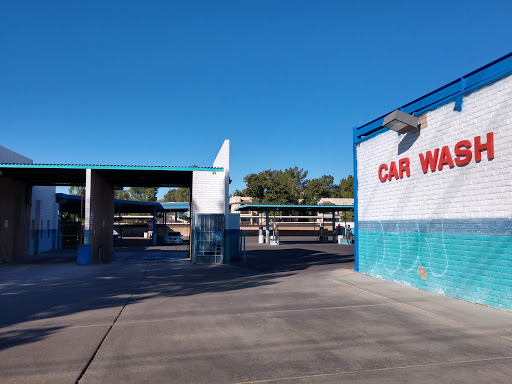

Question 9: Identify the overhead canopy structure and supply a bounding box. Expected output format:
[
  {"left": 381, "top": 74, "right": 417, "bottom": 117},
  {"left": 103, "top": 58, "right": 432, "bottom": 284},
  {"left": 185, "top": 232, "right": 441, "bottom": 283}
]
[
  {"left": 234, "top": 204, "right": 354, "bottom": 244},
  {"left": 0, "top": 163, "right": 217, "bottom": 261},
  {"left": 234, "top": 204, "right": 354, "bottom": 213},
  {"left": 56, "top": 193, "right": 190, "bottom": 214},
  {"left": 0, "top": 163, "right": 221, "bottom": 187},
  {"left": 0, "top": 139, "right": 233, "bottom": 264}
]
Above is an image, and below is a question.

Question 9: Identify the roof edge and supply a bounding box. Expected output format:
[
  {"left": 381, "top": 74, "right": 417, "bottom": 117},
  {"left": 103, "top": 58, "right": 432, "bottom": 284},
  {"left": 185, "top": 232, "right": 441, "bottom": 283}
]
[
  {"left": 0, "top": 164, "right": 223, "bottom": 172},
  {"left": 354, "top": 51, "right": 512, "bottom": 143}
]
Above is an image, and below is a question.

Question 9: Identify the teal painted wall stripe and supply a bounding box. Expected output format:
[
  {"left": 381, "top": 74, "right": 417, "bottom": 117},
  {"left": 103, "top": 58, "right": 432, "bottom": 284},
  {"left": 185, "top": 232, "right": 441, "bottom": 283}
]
[
  {"left": 359, "top": 230, "right": 512, "bottom": 310},
  {"left": 360, "top": 218, "right": 512, "bottom": 236}
]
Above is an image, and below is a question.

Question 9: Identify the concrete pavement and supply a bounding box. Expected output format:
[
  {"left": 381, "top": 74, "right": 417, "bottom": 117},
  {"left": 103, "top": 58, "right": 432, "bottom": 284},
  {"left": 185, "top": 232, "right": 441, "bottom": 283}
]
[{"left": 1, "top": 239, "right": 511, "bottom": 383}]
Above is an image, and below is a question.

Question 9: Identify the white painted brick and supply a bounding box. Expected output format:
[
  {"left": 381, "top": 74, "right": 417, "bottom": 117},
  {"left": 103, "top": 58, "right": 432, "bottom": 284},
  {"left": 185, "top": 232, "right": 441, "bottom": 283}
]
[
  {"left": 192, "top": 171, "right": 226, "bottom": 215},
  {"left": 192, "top": 140, "right": 231, "bottom": 232},
  {"left": 357, "top": 74, "right": 512, "bottom": 221}
]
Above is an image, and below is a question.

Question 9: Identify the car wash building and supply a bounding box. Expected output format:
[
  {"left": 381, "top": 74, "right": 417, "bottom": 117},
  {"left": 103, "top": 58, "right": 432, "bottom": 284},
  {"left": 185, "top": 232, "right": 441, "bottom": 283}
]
[
  {"left": 0, "top": 140, "right": 238, "bottom": 265},
  {"left": 353, "top": 53, "right": 512, "bottom": 310}
]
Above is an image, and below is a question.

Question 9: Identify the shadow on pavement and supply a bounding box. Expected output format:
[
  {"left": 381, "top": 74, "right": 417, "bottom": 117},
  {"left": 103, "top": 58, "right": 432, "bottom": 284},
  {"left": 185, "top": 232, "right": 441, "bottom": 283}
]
[
  {"left": 0, "top": 235, "right": 352, "bottom": 351},
  {"left": 0, "top": 262, "right": 287, "bottom": 351},
  {"left": 0, "top": 327, "right": 64, "bottom": 351},
  {"left": 233, "top": 235, "right": 354, "bottom": 273}
]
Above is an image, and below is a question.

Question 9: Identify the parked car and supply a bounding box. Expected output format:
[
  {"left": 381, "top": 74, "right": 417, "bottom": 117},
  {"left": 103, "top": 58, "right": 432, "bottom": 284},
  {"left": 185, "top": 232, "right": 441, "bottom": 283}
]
[{"left": 164, "top": 231, "right": 183, "bottom": 244}]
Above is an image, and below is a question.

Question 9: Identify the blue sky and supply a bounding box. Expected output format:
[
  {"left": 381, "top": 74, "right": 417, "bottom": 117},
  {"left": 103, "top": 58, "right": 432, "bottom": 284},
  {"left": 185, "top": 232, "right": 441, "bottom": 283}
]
[{"left": 1, "top": 1, "right": 511, "bottom": 197}]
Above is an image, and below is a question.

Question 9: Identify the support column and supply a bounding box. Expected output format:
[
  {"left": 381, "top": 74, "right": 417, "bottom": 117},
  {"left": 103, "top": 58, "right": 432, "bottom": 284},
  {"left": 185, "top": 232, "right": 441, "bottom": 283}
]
[
  {"left": 118, "top": 204, "right": 122, "bottom": 242},
  {"left": 332, "top": 210, "right": 336, "bottom": 243},
  {"left": 80, "top": 169, "right": 114, "bottom": 263},
  {"left": 164, "top": 211, "right": 167, "bottom": 237},
  {"left": 0, "top": 178, "right": 31, "bottom": 261},
  {"left": 152, "top": 208, "right": 157, "bottom": 245},
  {"left": 265, "top": 211, "right": 269, "bottom": 244},
  {"left": 84, "top": 169, "right": 91, "bottom": 245},
  {"left": 57, "top": 203, "right": 62, "bottom": 250}
]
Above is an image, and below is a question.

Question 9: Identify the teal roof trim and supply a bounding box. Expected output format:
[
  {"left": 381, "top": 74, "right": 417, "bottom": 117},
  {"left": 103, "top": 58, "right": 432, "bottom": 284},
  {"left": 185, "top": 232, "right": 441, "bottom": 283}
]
[
  {"left": 234, "top": 204, "right": 354, "bottom": 212},
  {"left": 0, "top": 164, "right": 223, "bottom": 172}
]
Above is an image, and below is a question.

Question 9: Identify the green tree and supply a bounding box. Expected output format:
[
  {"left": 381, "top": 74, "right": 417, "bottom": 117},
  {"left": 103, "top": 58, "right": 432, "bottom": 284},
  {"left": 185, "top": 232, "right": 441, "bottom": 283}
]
[
  {"left": 161, "top": 187, "right": 190, "bottom": 202},
  {"left": 303, "top": 175, "right": 336, "bottom": 205},
  {"left": 242, "top": 167, "right": 308, "bottom": 205},
  {"left": 243, "top": 170, "right": 270, "bottom": 201},
  {"left": 69, "top": 186, "right": 85, "bottom": 196},
  {"left": 230, "top": 189, "right": 244, "bottom": 197},
  {"left": 115, "top": 189, "right": 131, "bottom": 200},
  {"left": 339, "top": 175, "right": 354, "bottom": 198},
  {"left": 128, "top": 187, "right": 158, "bottom": 202}
]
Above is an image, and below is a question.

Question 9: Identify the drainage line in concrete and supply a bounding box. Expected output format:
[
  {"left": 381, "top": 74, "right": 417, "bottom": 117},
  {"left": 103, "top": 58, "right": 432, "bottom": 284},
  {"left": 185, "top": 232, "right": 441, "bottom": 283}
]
[{"left": 75, "top": 264, "right": 150, "bottom": 384}]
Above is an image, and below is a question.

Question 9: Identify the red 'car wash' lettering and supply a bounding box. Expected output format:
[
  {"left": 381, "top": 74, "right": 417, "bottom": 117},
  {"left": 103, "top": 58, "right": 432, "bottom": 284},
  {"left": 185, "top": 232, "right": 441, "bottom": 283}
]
[
  {"left": 399, "top": 158, "right": 411, "bottom": 178},
  {"left": 378, "top": 158, "right": 410, "bottom": 182},
  {"left": 378, "top": 164, "right": 388, "bottom": 182},
  {"left": 454, "top": 140, "right": 472, "bottom": 166},
  {"left": 474, "top": 132, "right": 494, "bottom": 161},
  {"left": 378, "top": 132, "right": 495, "bottom": 181},
  {"left": 419, "top": 148, "right": 439, "bottom": 173},
  {"left": 437, "top": 146, "right": 455, "bottom": 170},
  {"left": 388, "top": 161, "right": 399, "bottom": 180}
]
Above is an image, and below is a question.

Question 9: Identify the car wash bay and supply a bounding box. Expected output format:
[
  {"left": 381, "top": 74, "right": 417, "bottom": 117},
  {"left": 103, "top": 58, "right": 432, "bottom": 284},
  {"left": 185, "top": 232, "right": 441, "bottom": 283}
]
[
  {"left": 1, "top": 245, "right": 512, "bottom": 384},
  {"left": 0, "top": 164, "right": 222, "bottom": 263},
  {"left": 56, "top": 193, "right": 191, "bottom": 263}
]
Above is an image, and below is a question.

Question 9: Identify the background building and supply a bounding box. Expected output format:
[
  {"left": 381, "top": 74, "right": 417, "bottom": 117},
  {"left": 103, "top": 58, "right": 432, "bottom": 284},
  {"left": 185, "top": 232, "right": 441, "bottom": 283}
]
[
  {"left": 0, "top": 146, "right": 58, "bottom": 260},
  {"left": 229, "top": 196, "right": 258, "bottom": 225}
]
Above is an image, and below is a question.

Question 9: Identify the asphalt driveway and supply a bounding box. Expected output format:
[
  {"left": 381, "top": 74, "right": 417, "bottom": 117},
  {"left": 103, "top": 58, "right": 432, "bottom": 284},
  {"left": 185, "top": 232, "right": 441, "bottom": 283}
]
[{"left": 1, "top": 238, "right": 511, "bottom": 383}]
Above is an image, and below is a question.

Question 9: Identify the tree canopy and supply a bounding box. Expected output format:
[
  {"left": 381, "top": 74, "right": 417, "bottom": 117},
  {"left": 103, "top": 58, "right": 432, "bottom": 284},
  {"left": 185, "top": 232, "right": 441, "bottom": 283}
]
[
  {"left": 112, "top": 187, "right": 157, "bottom": 202},
  {"left": 238, "top": 168, "right": 353, "bottom": 205},
  {"left": 68, "top": 186, "right": 85, "bottom": 196},
  {"left": 303, "top": 175, "right": 337, "bottom": 205},
  {"left": 339, "top": 175, "right": 354, "bottom": 198},
  {"left": 70, "top": 186, "right": 158, "bottom": 202},
  {"left": 160, "top": 187, "right": 190, "bottom": 202},
  {"left": 127, "top": 187, "right": 158, "bottom": 202},
  {"left": 242, "top": 167, "right": 308, "bottom": 205},
  {"left": 115, "top": 190, "right": 130, "bottom": 200}
]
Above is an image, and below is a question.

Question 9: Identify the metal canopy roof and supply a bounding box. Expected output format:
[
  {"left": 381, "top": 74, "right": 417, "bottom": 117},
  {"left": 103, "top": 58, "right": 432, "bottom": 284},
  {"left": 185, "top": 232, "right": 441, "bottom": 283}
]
[
  {"left": 56, "top": 193, "right": 190, "bottom": 213},
  {"left": 234, "top": 204, "right": 354, "bottom": 212},
  {"left": 0, "top": 164, "right": 222, "bottom": 187}
]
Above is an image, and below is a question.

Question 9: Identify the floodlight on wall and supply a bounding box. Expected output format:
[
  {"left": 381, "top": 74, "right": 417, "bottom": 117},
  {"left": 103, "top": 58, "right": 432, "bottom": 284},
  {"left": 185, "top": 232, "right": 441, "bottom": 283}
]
[{"left": 382, "top": 110, "right": 419, "bottom": 134}]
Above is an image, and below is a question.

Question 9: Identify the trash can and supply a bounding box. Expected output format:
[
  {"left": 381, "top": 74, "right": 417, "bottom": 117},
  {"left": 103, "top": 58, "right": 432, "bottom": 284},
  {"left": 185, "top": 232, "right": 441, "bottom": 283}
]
[{"left": 77, "top": 244, "right": 92, "bottom": 265}]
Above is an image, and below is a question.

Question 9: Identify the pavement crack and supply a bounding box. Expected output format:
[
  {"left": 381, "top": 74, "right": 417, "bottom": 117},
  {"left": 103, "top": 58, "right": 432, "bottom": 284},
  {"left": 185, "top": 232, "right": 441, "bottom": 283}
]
[
  {"left": 231, "top": 355, "right": 512, "bottom": 384},
  {"left": 75, "top": 264, "right": 150, "bottom": 384},
  {"left": 326, "top": 277, "right": 512, "bottom": 344}
]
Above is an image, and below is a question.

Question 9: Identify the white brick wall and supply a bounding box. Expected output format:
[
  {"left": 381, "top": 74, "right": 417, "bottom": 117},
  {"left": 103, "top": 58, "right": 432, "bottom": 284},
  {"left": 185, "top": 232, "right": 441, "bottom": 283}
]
[
  {"left": 213, "top": 140, "right": 230, "bottom": 221},
  {"left": 192, "top": 140, "right": 230, "bottom": 218},
  {"left": 192, "top": 170, "right": 226, "bottom": 214},
  {"left": 357, "top": 74, "right": 512, "bottom": 221}
]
